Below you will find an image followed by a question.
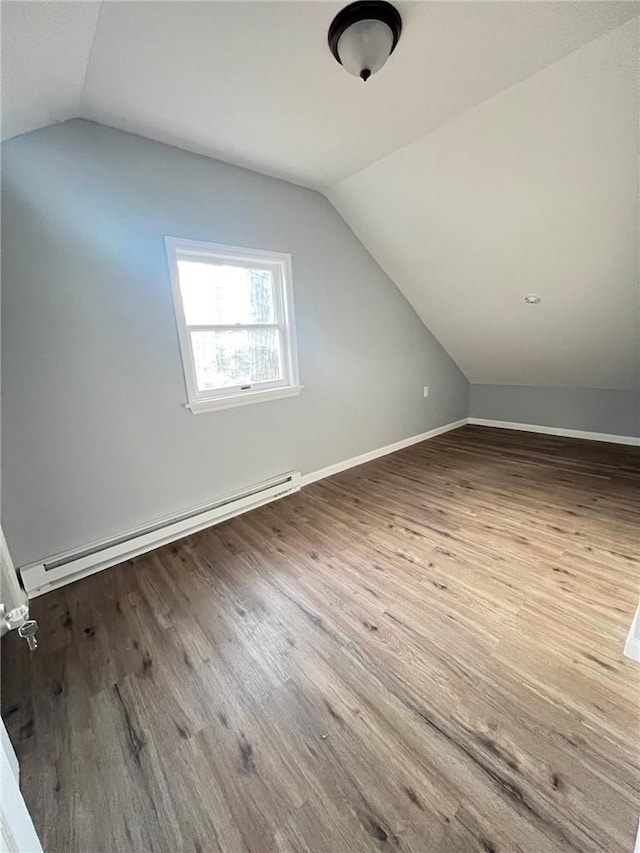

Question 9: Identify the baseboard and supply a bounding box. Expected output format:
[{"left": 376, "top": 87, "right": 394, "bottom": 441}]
[
  {"left": 20, "top": 418, "right": 467, "bottom": 597},
  {"left": 20, "top": 472, "right": 301, "bottom": 598},
  {"left": 20, "top": 413, "right": 635, "bottom": 598},
  {"left": 300, "top": 418, "right": 468, "bottom": 487},
  {"left": 624, "top": 604, "right": 640, "bottom": 663},
  {"left": 467, "top": 418, "right": 640, "bottom": 447}
]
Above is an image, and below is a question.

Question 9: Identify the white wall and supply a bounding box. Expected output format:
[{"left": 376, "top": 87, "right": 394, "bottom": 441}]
[{"left": 1, "top": 120, "right": 468, "bottom": 567}]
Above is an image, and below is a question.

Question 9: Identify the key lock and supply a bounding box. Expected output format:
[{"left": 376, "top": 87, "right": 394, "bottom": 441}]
[
  {"left": 0, "top": 603, "right": 39, "bottom": 651},
  {"left": 18, "top": 619, "right": 39, "bottom": 650},
  {"left": 1, "top": 528, "right": 39, "bottom": 650}
]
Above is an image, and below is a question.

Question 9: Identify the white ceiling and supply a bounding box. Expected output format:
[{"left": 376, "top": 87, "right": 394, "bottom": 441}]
[
  {"left": 0, "top": 1, "right": 100, "bottom": 141},
  {"left": 1, "top": 1, "right": 638, "bottom": 388},
  {"left": 329, "top": 19, "right": 640, "bottom": 389},
  {"left": 2, "top": 1, "right": 637, "bottom": 187},
  {"left": 77, "top": 0, "right": 634, "bottom": 187}
]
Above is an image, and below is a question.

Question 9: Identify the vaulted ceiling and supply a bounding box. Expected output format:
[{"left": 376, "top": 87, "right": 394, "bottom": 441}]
[
  {"left": 329, "top": 19, "right": 639, "bottom": 389},
  {"left": 2, "top": 1, "right": 638, "bottom": 388}
]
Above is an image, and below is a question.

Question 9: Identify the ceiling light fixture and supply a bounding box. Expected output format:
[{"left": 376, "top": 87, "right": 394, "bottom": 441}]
[
  {"left": 328, "top": 1, "right": 402, "bottom": 82},
  {"left": 524, "top": 294, "right": 542, "bottom": 304}
]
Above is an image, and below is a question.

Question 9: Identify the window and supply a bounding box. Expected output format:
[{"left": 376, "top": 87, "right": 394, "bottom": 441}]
[{"left": 165, "top": 237, "right": 301, "bottom": 413}]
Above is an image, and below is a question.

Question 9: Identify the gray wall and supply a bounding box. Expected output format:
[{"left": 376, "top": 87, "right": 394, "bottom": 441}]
[
  {"left": 1, "top": 120, "right": 469, "bottom": 567},
  {"left": 470, "top": 385, "right": 639, "bottom": 437}
]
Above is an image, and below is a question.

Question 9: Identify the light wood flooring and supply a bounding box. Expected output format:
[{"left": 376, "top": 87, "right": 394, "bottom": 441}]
[{"left": 2, "top": 425, "right": 639, "bottom": 853}]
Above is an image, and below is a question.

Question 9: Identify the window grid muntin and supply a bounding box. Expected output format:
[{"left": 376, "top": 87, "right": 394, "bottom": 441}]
[{"left": 166, "top": 237, "right": 299, "bottom": 410}]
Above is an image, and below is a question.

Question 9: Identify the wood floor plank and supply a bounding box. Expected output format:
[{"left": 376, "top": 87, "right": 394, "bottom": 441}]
[{"left": 2, "top": 425, "right": 639, "bottom": 852}]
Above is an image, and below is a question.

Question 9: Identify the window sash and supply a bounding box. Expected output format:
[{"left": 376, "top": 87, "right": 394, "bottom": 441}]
[
  {"left": 185, "top": 323, "right": 281, "bottom": 332},
  {"left": 166, "top": 237, "right": 300, "bottom": 410},
  {"left": 187, "top": 326, "right": 288, "bottom": 397}
]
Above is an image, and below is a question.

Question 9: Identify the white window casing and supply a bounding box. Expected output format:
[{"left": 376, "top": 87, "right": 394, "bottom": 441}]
[{"left": 165, "top": 237, "right": 301, "bottom": 413}]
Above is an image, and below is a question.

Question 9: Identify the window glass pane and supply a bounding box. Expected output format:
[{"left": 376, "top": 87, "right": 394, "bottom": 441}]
[
  {"left": 177, "top": 260, "right": 276, "bottom": 325},
  {"left": 191, "top": 328, "right": 282, "bottom": 391}
]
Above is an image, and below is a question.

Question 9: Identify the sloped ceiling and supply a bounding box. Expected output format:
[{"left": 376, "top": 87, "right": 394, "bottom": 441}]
[
  {"left": 2, "top": 1, "right": 638, "bottom": 388},
  {"left": 0, "top": 1, "right": 100, "bottom": 141},
  {"left": 329, "top": 20, "right": 640, "bottom": 389},
  {"left": 78, "top": 0, "right": 637, "bottom": 188}
]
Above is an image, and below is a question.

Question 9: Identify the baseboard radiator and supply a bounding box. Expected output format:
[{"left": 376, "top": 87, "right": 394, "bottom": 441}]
[{"left": 20, "top": 471, "right": 301, "bottom": 598}]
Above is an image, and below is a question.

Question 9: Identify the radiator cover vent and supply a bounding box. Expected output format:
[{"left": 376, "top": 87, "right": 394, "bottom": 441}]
[{"left": 20, "top": 471, "right": 300, "bottom": 598}]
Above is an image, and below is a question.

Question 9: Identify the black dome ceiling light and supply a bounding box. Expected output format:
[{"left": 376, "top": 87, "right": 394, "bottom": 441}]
[{"left": 328, "top": 1, "right": 402, "bottom": 82}]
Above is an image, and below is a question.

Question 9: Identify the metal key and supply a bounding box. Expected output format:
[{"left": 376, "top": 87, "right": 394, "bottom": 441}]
[{"left": 18, "top": 619, "right": 39, "bottom": 651}]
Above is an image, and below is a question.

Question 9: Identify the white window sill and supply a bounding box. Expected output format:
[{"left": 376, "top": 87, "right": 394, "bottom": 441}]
[{"left": 185, "top": 385, "right": 302, "bottom": 414}]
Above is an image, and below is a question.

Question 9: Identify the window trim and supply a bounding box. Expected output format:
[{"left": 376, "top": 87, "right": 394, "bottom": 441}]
[{"left": 165, "top": 236, "right": 301, "bottom": 414}]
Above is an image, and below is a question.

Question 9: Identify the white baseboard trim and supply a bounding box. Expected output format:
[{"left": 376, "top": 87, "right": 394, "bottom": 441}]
[
  {"left": 20, "top": 418, "right": 467, "bottom": 598},
  {"left": 624, "top": 603, "right": 640, "bottom": 663},
  {"left": 19, "top": 413, "right": 637, "bottom": 598},
  {"left": 300, "top": 418, "right": 468, "bottom": 487},
  {"left": 20, "top": 472, "right": 301, "bottom": 598},
  {"left": 467, "top": 418, "right": 640, "bottom": 447}
]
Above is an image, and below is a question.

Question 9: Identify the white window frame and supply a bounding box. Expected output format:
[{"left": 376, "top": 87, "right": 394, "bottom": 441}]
[{"left": 165, "top": 237, "right": 301, "bottom": 414}]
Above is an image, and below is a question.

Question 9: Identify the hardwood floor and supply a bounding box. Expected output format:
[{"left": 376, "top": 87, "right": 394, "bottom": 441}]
[{"left": 2, "top": 425, "right": 639, "bottom": 853}]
